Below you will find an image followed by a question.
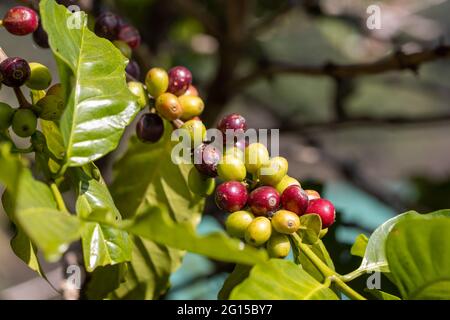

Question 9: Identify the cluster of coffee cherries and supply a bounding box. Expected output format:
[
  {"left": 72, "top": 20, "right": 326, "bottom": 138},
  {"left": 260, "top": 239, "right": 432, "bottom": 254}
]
[
  {"left": 0, "top": 6, "right": 64, "bottom": 139},
  {"left": 186, "top": 113, "right": 337, "bottom": 259}
]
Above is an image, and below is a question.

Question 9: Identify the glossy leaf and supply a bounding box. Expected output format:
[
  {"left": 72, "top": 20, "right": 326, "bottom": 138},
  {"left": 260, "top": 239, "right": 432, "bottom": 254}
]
[
  {"left": 351, "top": 233, "right": 368, "bottom": 258},
  {"left": 297, "top": 214, "right": 321, "bottom": 244},
  {"left": 84, "top": 264, "right": 128, "bottom": 300},
  {"left": 385, "top": 211, "right": 450, "bottom": 299},
  {"left": 40, "top": 0, "right": 139, "bottom": 167},
  {"left": 365, "top": 289, "right": 401, "bottom": 300},
  {"left": 230, "top": 259, "right": 339, "bottom": 300}
]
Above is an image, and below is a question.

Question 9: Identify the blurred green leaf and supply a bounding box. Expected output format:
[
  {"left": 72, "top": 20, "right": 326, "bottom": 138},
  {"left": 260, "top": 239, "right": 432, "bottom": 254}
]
[
  {"left": 218, "top": 264, "right": 251, "bottom": 300},
  {"left": 365, "top": 289, "right": 401, "bottom": 300}
]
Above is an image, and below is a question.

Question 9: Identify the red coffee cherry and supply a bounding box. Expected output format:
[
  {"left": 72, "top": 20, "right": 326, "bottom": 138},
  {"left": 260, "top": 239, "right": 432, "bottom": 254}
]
[
  {"left": 217, "top": 113, "right": 247, "bottom": 135},
  {"left": 167, "top": 66, "right": 192, "bottom": 96},
  {"left": 248, "top": 186, "right": 280, "bottom": 216},
  {"left": 3, "top": 6, "right": 39, "bottom": 36},
  {"left": 118, "top": 25, "right": 141, "bottom": 49},
  {"left": 215, "top": 181, "right": 248, "bottom": 213},
  {"left": 281, "top": 185, "right": 309, "bottom": 216},
  {"left": 306, "top": 198, "right": 336, "bottom": 228},
  {"left": 305, "top": 189, "right": 321, "bottom": 200},
  {"left": 0, "top": 57, "right": 31, "bottom": 87}
]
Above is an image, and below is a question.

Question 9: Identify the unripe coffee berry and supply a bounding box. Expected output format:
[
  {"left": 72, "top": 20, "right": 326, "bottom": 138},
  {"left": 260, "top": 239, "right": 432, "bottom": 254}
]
[
  {"left": 215, "top": 181, "right": 248, "bottom": 213},
  {"left": 267, "top": 233, "right": 291, "bottom": 259},
  {"left": 305, "top": 198, "right": 336, "bottom": 229},
  {"left": 26, "top": 62, "right": 52, "bottom": 90},
  {"left": 257, "top": 156, "right": 288, "bottom": 186},
  {"left": 128, "top": 81, "right": 148, "bottom": 109},
  {"left": 118, "top": 25, "right": 141, "bottom": 49},
  {"left": 136, "top": 113, "right": 164, "bottom": 143},
  {"left": 225, "top": 210, "right": 254, "bottom": 238},
  {"left": 187, "top": 167, "right": 215, "bottom": 196},
  {"left": 180, "top": 119, "right": 206, "bottom": 148},
  {"left": 244, "top": 143, "right": 270, "bottom": 174},
  {"left": 12, "top": 109, "right": 37, "bottom": 137},
  {"left": 145, "top": 68, "right": 169, "bottom": 98},
  {"left": 281, "top": 185, "right": 309, "bottom": 216},
  {"left": 183, "top": 84, "right": 199, "bottom": 97},
  {"left": 167, "top": 66, "right": 192, "bottom": 96},
  {"left": 305, "top": 189, "right": 321, "bottom": 200},
  {"left": 94, "top": 12, "right": 121, "bottom": 40},
  {"left": 217, "top": 155, "right": 247, "bottom": 182},
  {"left": 0, "top": 57, "right": 31, "bottom": 87},
  {"left": 271, "top": 210, "right": 300, "bottom": 234},
  {"left": 274, "top": 175, "right": 300, "bottom": 194},
  {"left": 36, "top": 95, "right": 65, "bottom": 120},
  {"left": 47, "top": 83, "right": 64, "bottom": 100},
  {"left": 113, "top": 40, "right": 132, "bottom": 59},
  {"left": 3, "top": 6, "right": 39, "bottom": 36},
  {"left": 245, "top": 217, "right": 272, "bottom": 246},
  {"left": 179, "top": 96, "right": 204, "bottom": 121},
  {"left": 155, "top": 93, "right": 182, "bottom": 120},
  {"left": 224, "top": 146, "right": 244, "bottom": 162},
  {"left": 0, "top": 102, "right": 14, "bottom": 130},
  {"left": 248, "top": 186, "right": 280, "bottom": 216},
  {"left": 193, "top": 143, "right": 221, "bottom": 177}
]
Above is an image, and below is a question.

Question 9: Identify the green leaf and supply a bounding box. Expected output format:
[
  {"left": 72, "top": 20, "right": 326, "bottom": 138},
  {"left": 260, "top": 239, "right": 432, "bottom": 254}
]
[
  {"left": 385, "top": 211, "right": 450, "bottom": 299},
  {"left": 364, "top": 289, "right": 401, "bottom": 300},
  {"left": 40, "top": 0, "right": 139, "bottom": 167},
  {"left": 40, "top": 120, "right": 65, "bottom": 160},
  {"left": 84, "top": 264, "right": 128, "bottom": 300},
  {"left": 351, "top": 233, "right": 369, "bottom": 258},
  {"left": 230, "top": 259, "right": 339, "bottom": 300},
  {"left": 124, "top": 206, "right": 268, "bottom": 266},
  {"left": 218, "top": 264, "right": 252, "bottom": 300},
  {"left": 297, "top": 214, "right": 321, "bottom": 244}
]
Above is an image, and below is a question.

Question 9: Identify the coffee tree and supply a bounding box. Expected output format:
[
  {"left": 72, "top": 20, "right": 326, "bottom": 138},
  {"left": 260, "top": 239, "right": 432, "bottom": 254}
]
[{"left": 0, "top": 0, "right": 449, "bottom": 300}]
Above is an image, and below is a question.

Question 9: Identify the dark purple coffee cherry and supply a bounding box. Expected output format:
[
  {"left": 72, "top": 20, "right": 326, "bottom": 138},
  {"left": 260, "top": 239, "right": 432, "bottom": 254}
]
[
  {"left": 3, "top": 6, "right": 39, "bottom": 36},
  {"left": 217, "top": 113, "right": 247, "bottom": 135},
  {"left": 118, "top": 25, "right": 141, "bottom": 49},
  {"left": 32, "top": 22, "right": 49, "bottom": 49},
  {"left": 281, "top": 185, "right": 309, "bottom": 216},
  {"left": 0, "top": 57, "right": 31, "bottom": 87},
  {"left": 167, "top": 66, "right": 192, "bottom": 96},
  {"left": 215, "top": 181, "right": 248, "bottom": 213},
  {"left": 248, "top": 186, "right": 280, "bottom": 216},
  {"left": 94, "top": 12, "right": 121, "bottom": 40},
  {"left": 126, "top": 60, "right": 140, "bottom": 80},
  {"left": 136, "top": 113, "right": 164, "bottom": 143},
  {"left": 194, "top": 143, "right": 221, "bottom": 177}
]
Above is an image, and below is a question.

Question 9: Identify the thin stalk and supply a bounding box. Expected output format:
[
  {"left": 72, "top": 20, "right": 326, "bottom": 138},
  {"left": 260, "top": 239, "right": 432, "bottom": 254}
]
[{"left": 50, "top": 183, "right": 68, "bottom": 212}]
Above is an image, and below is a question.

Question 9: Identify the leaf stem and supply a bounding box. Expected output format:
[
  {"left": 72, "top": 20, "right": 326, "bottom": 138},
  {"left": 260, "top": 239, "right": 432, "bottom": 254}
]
[
  {"left": 330, "top": 276, "right": 367, "bottom": 300},
  {"left": 339, "top": 268, "right": 367, "bottom": 282},
  {"left": 50, "top": 182, "right": 68, "bottom": 212}
]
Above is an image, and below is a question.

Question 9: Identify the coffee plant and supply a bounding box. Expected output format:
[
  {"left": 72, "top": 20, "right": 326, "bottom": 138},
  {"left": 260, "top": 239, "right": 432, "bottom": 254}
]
[{"left": 0, "top": 0, "right": 449, "bottom": 300}]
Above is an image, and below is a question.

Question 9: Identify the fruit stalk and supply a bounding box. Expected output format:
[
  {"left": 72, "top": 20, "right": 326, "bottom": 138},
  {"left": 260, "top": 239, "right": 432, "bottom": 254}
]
[{"left": 50, "top": 182, "right": 68, "bottom": 212}]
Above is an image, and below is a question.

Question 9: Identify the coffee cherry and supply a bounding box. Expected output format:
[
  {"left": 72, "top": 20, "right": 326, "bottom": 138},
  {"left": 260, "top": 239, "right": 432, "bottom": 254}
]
[
  {"left": 25, "top": 62, "right": 52, "bottom": 90},
  {"left": 32, "top": 23, "right": 49, "bottom": 48},
  {"left": 305, "top": 199, "right": 336, "bottom": 229},
  {"left": 136, "top": 113, "right": 164, "bottom": 143},
  {"left": 224, "top": 146, "right": 244, "bottom": 162},
  {"left": 225, "top": 210, "right": 254, "bottom": 238},
  {"left": 183, "top": 84, "right": 199, "bottom": 97},
  {"left": 215, "top": 181, "right": 248, "bottom": 213},
  {"left": 30, "top": 131, "right": 46, "bottom": 153},
  {"left": 271, "top": 210, "right": 300, "bottom": 234},
  {"left": 126, "top": 60, "right": 141, "bottom": 80},
  {"left": 274, "top": 175, "right": 300, "bottom": 194},
  {"left": 179, "top": 96, "right": 204, "bottom": 121},
  {"left": 118, "top": 25, "right": 141, "bottom": 49},
  {"left": 257, "top": 156, "right": 288, "bottom": 186},
  {"left": 180, "top": 119, "right": 206, "bottom": 148},
  {"left": 12, "top": 109, "right": 37, "bottom": 137},
  {"left": 145, "top": 68, "right": 169, "bottom": 98},
  {"left": 193, "top": 143, "right": 221, "bottom": 177},
  {"left": 267, "top": 233, "right": 291, "bottom": 259},
  {"left": 36, "top": 95, "right": 65, "bottom": 120},
  {"left": 217, "top": 113, "right": 247, "bottom": 135},
  {"left": 94, "top": 12, "right": 121, "bottom": 40},
  {"left": 248, "top": 186, "right": 280, "bottom": 216},
  {"left": 113, "top": 40, "right": 132, "bottom": 59},
  {"left": 3, "top": 6, "right": 39, "bottom": 36},
  {"left": 128, "top": 81, "right": 148, "bottom": 109},
  {"left": 0, "top": 102, "right": 14, "bottom": 130},
  {"left": 245, "top": 217, "right": 272, "bottom": 246},
  {"left": 234, "top": 138, "right": 248, "bottom": 151},
  {"left": 217, "top": 155, "right": 246, "bottom": 181},
  {"left": 244, "top": 143, "right": 270, "bottom": 174},
  {"left": 281, "top": 185, "right": 309, "bottom": 216},
  {"left": 155, "top": 93, "right": 182, "bottom": 120},
  {"left": 47, "top": 83, "right": 64, "bottom": 100},
  {"left": 167, "top": 66, "right": 192, "bottom": 96},
  {"left": 187, "top": 167, "right": 215, "bottom": 196},
  {"left": 0, "top": 57, "right": 31, "bottom": 87},
  {"left": 305, "top": 189, "right": 321, "bottom": 200}
]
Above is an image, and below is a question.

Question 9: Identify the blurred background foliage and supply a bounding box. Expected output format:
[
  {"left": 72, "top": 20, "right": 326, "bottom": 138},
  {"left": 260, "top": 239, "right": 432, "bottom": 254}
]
[{"left": 0, "top": 0, "right": 449, "bottom": 299}]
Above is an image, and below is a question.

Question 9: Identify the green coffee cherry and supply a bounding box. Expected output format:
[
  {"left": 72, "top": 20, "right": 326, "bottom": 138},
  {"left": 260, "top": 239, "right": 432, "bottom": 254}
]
[
  {"left": 274, "top": 175, "right": 300, "bottom": 194},
  {"left": 179, "top": 96, "right": 204, "bottom": 121},
  {"left": 12, "top": 109, "right": 37, "bottom": 137},
  {"left": 25, "top": 62, "right": 52, "bottom": 90},
  {"left": 113, "top": 40, "right": 132, "bottom": 59},
  {"left": 225, "top": 210, "right": 254, "bottom": 238},
  {"left": 36, "top": 95, "right": 65, "bottom": 120},
  {"left": 224, "top": 147, "right": 244, "bottom": 162},
  {"left": 187, "top": 167, "right": 215, "bottom": 196},
  {"left": 146, "top": 68, "right": 169, "bottom": 98},
  {"left": 244, "top": 143, "right": 270, "bottom": 174},
  {"left": 267, "top": 233, "right": 291, "bottom": 258},
  {"left": 47, "top": 83, "right": 64, "bottom": 100},
  {"left": 217, "top": 155, "right": 246, "bottom": 181},
  {"left": 245, "top": 216, "right": 272, "bottom": 246},
  {"left": 128, "top": 81, "right": 148, "bottom": 109},
  {"left": 258, "top": 156, "right": 288, "bottom": 186},
  {"left": 181, "top": 119, "right": 206, "bottom": 148},
  {"left": 0, "top": 102, "right": 14, "bottom": 129},
  {"left": 271, "top": 210, "right": 300, "bottom": 234}
]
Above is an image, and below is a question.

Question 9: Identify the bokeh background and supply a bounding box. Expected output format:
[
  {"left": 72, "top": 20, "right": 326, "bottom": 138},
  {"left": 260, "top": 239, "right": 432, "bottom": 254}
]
[{"left": 1, "top": 0, "right": 449, "bottom": 299}]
